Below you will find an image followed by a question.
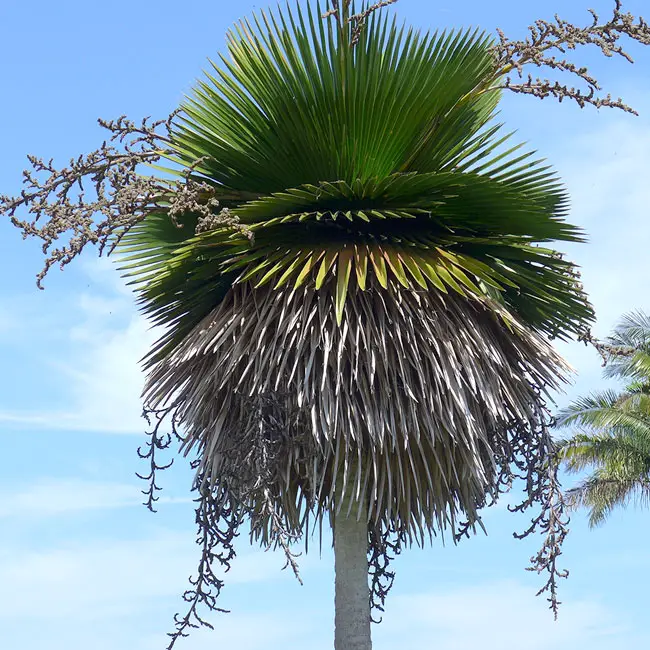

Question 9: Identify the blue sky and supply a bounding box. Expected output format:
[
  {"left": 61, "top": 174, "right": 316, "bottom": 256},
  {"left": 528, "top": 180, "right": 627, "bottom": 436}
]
[{"left": 1, "top": 1, "right": 650, "bottom": 648}]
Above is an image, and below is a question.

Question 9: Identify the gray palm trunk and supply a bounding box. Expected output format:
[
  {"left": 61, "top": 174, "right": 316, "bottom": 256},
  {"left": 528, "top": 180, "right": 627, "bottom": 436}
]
[{"left": 334, "top": 499, "right": 372, "bottom": 650}]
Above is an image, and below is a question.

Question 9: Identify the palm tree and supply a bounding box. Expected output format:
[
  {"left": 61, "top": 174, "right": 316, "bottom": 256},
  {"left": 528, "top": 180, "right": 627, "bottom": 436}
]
[
  {"left": 115, "top": 2, "right": 594, "bottom": 648},
  {"left": 558, "top": 312, "right": 650, "bottom": 527}
]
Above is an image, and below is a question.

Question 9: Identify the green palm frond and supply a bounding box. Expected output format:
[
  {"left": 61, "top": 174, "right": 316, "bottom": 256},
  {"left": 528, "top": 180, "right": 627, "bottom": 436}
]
[
  {"left": 557, "top": 390, "right": 650, "bottom": 436},
  {"left": 610, "top": 349, "right": 650, "bottom": 383},
  {"left": 603, "top": 310, "right": 650, "bottom": 382},
  {"left": 119, "top": 1, "right": 592, "bottom": 366},
  {"left": 558, "top": 431, "right": 650, "bottom": 474},
  {"left": 565, "top": 474, "right": 650, "bottom": 528},
  {"left": 608, "top": 311, "right": 650, "bottom": 349},
  {"left": 557, "top": 310, "right": 650, "bottom": 527},
  {"left": 174, "top": 12, "right": 500, "bottom": 189}
]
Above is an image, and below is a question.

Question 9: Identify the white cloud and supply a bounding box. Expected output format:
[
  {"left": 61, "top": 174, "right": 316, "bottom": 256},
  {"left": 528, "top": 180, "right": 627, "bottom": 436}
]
[
  {"left": 0, "top": 478, "right": 193, "bottom": 519},
  {"left": 547, "top": 117, "right": 650, "bottom": 405},
  {"left": 0, "top": 259, "right": 157, "bottom": 434},
  {"left": 0, "top": 479, "right": 141, "bottom": 518},
  {"left": 0, "top": 528, "right": 320, "bottom": 650},
  {"left": 0, "top": 315, "right": 152, "bottom": 434},
  {"left": 56, "top": 311, "right": 156, "bottom": 433},
  {"left": 375, "top": 580, "right": 639, "bottom": 650},
  {"left": 0, "top": 530, "right": 302, "bottom": 619}
]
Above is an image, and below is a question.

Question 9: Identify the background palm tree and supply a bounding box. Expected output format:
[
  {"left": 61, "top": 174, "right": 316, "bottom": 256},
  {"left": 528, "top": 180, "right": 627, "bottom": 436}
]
[
  {"left": 557, "top": 312, "right": 650, "bottom": 527},
  {"left": 116, "top": 3, "right": 592, "bottom": 647}
]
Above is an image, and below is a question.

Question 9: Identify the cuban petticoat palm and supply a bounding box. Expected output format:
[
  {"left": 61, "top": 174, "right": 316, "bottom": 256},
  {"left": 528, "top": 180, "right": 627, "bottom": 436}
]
[
  {"left": 558, "top": 312, "right": 650, "bottom": 527},
  {"left": 118, "top": 3, "right": 593, "bottom": 648}
]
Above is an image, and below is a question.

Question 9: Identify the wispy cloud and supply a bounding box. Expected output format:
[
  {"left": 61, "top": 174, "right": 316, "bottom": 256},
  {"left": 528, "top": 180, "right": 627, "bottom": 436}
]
[
  {"left": 0, "top": 311, "right": 16, "bottom": 335},
  {"left": 0, "top": 479, "right": 141, "bottom": 518},
  {"left": 0, "top": 478, "right": 192, "bottom": 519},
  {"left": 375, "top": 580, "right": 639, "bottom": 650},
  {"left": 0, "top": 532, "right": 286, "bottom": 620},
  {"left": 0, "top": 260, "right": 156, "bottom": 434},
  {"left": 549, "top": 117, "right": 650, "bottom": 405},
  {"left": 0, "top": 529, "right": 319, "bottom": 650}
]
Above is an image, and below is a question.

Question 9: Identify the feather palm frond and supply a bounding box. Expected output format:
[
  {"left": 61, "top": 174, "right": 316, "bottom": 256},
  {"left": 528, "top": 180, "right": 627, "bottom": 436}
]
[
  {"left": 603, "top": 311, "right": 650, "bottom": 382},
  {"left": 557, "top": 391, "right": 650, "bottom": 436},
  {"left": 557, "top": 310, "right": 650, "bottom": 527},
  {"left": 565, "top": 475, "right": 650, "bottom": 528}
]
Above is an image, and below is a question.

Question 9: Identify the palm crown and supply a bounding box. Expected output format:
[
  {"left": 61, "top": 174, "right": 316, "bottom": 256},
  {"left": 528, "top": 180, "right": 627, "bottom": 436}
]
[{"left": 115, "top": 1, "right": 593, "bottom": 634}]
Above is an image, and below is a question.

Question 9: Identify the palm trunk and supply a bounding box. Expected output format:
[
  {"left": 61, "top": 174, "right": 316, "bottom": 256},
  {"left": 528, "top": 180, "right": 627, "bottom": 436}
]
[{"left": 334, "top": 499, "right": 371, "bottom": 650}]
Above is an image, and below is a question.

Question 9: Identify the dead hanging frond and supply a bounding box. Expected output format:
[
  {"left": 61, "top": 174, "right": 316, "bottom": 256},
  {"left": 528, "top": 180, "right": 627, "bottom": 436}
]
[
  {"left": 493, "top": 0, "right": 650, "bottom": 114},
  {"left": 141, "top": 277, "right": 572, "bottom": 627},
  {"left": 147, "top": 279, "right": 568, "bottom": 542},
  {"left": 0, "top": 114, "right": 250, "bottom": 288}
]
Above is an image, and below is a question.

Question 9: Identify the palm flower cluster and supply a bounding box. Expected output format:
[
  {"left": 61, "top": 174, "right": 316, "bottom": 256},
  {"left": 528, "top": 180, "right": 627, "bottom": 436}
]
[
  {"left": 494, "top": 0, "right": 650, "bottom": 113},
  {"left": 3, "top": 0, "right": 650, "bottom": 647}
]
